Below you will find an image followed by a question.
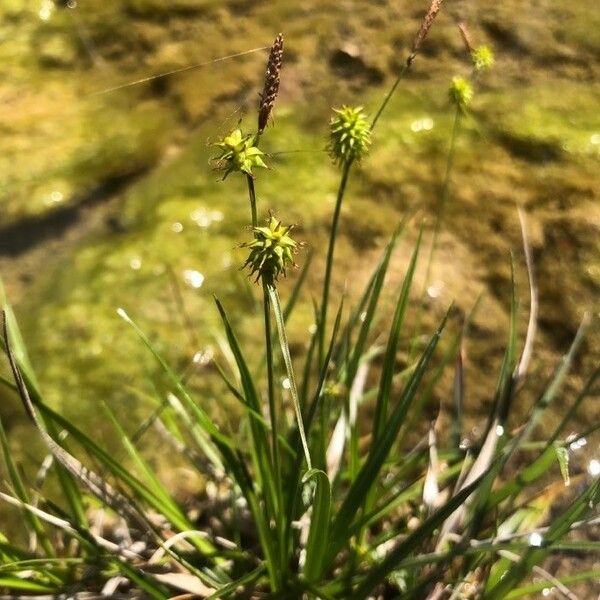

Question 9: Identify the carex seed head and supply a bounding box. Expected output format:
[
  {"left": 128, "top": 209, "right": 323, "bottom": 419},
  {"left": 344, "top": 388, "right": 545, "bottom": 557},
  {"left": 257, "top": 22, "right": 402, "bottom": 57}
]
[
  {"left": 448, "top": 76, "right": 473, "bottom": 111},
  {"left": 243, "top": 215, "right": 298, "bottom": 283},
  {"left": 471, "top": 45, "right": 495, "bottom": 71},
  {"left": 327, "top": 105, "right": 372, "bottom": 167},
  {"left": 212, "top": 129, "right": 267, "bottom": 179}
]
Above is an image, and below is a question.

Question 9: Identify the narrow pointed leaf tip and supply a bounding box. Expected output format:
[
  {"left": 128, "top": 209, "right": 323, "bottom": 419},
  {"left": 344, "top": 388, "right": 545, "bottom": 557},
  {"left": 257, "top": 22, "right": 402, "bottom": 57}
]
[{"left": 116, "top": 307, "right": 131, "bottom": 322}]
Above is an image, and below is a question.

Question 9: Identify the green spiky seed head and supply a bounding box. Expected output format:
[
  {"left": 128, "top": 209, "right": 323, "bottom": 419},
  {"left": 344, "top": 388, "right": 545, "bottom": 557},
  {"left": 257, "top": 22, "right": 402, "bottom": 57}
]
[
  {"left": 212, "top": 129, "right": 267, "bottom": 179},
  {"left": 471, "top": 45, "right": 495, "bottom": 71},
  {"left": 243, "top": 216, "right": 298, "bottom": 283},
  {"left": 449, "top": 76, "right": 473, "bottom": 110},
  {"left": 327, "top": 105, "right": 372, "bottom": 166}
]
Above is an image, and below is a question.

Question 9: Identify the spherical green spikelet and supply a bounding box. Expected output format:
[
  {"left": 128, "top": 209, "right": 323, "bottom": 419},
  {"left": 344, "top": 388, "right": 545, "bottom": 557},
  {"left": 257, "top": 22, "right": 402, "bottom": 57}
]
[
  {"left": 243, "top": 215, "right": 298, "bottom": 283},
  {"left": 212, "top": 129, "right": 267, "bottom": 179},
  {"left": 471, "top": 44, "right": 495, "bottom": 71},
  {"left": 327, "top": 105, "right": 372, "bottom": 166},
  {"left": 448, "top": 76, "right": 473, "bottom": 111}
]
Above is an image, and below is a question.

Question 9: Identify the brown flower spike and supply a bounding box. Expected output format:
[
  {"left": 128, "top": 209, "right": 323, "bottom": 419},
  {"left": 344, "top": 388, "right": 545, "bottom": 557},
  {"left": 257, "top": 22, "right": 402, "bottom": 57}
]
[
  {"left": 458, "top": 21, "right": 475, "bottom": 54},
  {"left": 258, "top": 33, "right": 283, "bottom": 134},
  {"left": 407, "top": 0, "right": 446, "bottom": 66}
]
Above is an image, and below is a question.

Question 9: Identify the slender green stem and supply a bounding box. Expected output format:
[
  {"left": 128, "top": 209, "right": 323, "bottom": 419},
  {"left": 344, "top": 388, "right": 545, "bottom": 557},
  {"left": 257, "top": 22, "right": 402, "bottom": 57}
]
[
  {"left": 410, "top": 106, "right": 461, "bottom": 359},
  {"left": 318, "top": 160, "right": 352, "bottom": 367},
  {"left": 424, "top": 106, "right": 461, "bottom": 287},
  {"left": 317, "top": 55, "right": 417, "bottom": 368},
  {"left": 262, "top": 281, "right": 282, "bottom": 493},
  {"left": 245, "top": 174, "right": 279, "bottom": 462},
  {"left": 268, "top": 284, "right": 312, "bottom": 470},
  {"left": 247, "top": 175, "right": 258, "bottom": 228},
  {"left": 370, "top": 63, "right": 409, "bottom": 131},
  {"left": 261, "top": 279, "right": 286, "bottom": 570},
  {"left": 244, "top": 172, "right": 285, "bottom": 582}
]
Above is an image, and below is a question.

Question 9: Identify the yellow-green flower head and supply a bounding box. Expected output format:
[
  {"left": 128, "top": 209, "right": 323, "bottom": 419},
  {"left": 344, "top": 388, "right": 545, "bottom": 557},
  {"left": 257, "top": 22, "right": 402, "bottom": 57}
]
[
  {"left": 243, "top": 216, "right": 298, "bottom": 283},
  {"left": 471, "top": 45, "right": 495, "bottom": 71},
  {"left": 328, "top": 105, "right": 372, "bottom": 166},
  {"left": 212, "top": 129, "right": 267, "bottom": 179},
  {"left": 449, "top": 76, "right": 473, "bottom": 110}
]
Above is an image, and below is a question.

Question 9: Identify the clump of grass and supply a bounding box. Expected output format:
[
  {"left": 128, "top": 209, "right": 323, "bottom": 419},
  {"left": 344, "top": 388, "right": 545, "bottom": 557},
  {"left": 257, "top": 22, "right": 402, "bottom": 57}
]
[{"left": 0, "top": 5, "right": 599, "bottom": 599}]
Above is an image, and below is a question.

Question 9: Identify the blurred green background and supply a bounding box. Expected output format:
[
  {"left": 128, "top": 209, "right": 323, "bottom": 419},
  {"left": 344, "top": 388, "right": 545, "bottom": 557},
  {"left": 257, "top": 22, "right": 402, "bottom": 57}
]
[{"left": 0, "top": 0, "right": 598, "bottom": 471}]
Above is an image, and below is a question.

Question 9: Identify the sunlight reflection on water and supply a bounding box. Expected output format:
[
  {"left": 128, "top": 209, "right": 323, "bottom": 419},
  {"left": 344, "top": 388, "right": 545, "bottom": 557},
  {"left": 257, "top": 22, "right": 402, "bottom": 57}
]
[
  {"left": 410, "top": 117, "right": 434, "bottom": 132},
  {"left": 39, "top": 0, "right": 54, "bottom": 21},
  {"left": 191, "top": 208, "right": 224, "bottom": 228},
  {"left": 183, "top": 269, "right": 204, "bottom": 289}
]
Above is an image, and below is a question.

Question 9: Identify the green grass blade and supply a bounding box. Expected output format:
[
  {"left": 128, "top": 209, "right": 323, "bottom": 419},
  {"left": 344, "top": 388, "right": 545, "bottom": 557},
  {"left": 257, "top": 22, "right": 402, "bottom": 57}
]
[
  {"left": 504, "top": 569, "right": 600, "bottom": 599},
  {"left": 268, "top": 284, "right": 312, "bottom": 470},
  {"left": 102, "top": 405, "right": 196, "bottom": 531},
  {"left": 304, "top": 298, "right": 345, "bottom": 437},
  {"left": 214, "top": 297, "right": 278, "bottom": 481},
  {"left": 283, "top": 249, "right": 312, "bottom": 322},
  {"left": 511, "top": 314, "right": 590, "bottom": 451},
  {"left": 372, "top": 228, "right": 422, "bottom": 440},
  {"left": 0, "top": 419, "right": 54, "bottom": 557},
  {"left": 451, "top": 345, "right": 464, "bottom": 449},
  {"left": 493, "top": 254, "right": 519, "bottom": 426},
  {"left": 0, "top": 576, "right": 58, "bottom": 593},
  {"left": 1, "top": 300, "right": 88, "bottom": 531},
  {"left": 45, "top": 423, "right": 88, "bottom": 530},
  {"left": 283, "top": 300, "right": 343, "bottom": 567},
  {"left": 0, "top": 302, "right": 38, "bottom": 388},
  {"left": 327, "top": 307, "right": 450, "bottom": 560},
  {"left": 485, "top": 478, "right": 600, "bottom": 599},
  {"left": 117, "top": 566, "right": 170, "bottom": 600},
  {"left": 351, "top": 470, "right": 489, "bottom": 600},
  {"left": 214, "top": 360, "right": 294, "bottom": 457},
  {"left": 546, "top": 365, "right": 600, "bottom": 447},
  {"left": 302, "top": 468, "right": 331, "bottom": 582},
  {"left": 299, "top": 300, "right": 319, "bottom": 407},
  {"left": 353, "top": 460, "right": 464, "bottom": 535},
  {"left": 214, "top": 297, "right": 281, "bottom": 585},
  {"left": 117, "top": 308, "right": 233, "bottom": 449},
  {"left": 345, "top": 223, "right": 404, "bottom": 387},
  {"left": 206, "top": 564, "right": 266, "bottom": 599}
]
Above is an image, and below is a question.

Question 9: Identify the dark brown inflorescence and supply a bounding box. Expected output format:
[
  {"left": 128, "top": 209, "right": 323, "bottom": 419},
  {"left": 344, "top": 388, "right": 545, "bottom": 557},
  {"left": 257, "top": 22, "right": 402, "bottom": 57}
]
[
  {"left": 258, "top": 33, "right": 283, "bottom": 134},
  {"left": 407, "top": 0, "right": 446, "bottom": 66}
]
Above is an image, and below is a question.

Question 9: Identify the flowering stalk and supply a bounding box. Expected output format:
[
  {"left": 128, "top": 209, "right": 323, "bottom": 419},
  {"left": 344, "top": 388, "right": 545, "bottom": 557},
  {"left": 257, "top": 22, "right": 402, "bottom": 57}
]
[
  {"left": 319, "top": 105, "right": 372, "bottom": 363},
  {"left": 371, "top": 0, "right": 446, "bottom": 130},
  {"left": 318, "top": 159, "right": 352, "bottom": 366},
  {"left": 318, "top": 1, "right": 447, "bottom": 367},
  {"left": 244, "top": 35, "right": 287, "bottom": 523},
  {"left": 242, "top": 216, "right": 311, "bottom": 469},
  {"left": 411, "top": 32, "right": 494, "bottom": 359},
  {"left": 213, "top": 34, "right": 290, "bottom": 581}
]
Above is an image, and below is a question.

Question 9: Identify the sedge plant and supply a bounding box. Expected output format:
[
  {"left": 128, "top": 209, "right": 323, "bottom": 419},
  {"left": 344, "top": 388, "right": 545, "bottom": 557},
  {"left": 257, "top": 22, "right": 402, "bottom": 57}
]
[{"left": 1, "top": 4, "right": 599, "bottom": 599}]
